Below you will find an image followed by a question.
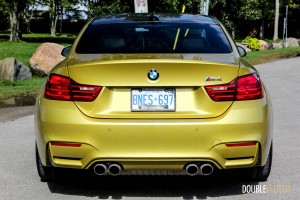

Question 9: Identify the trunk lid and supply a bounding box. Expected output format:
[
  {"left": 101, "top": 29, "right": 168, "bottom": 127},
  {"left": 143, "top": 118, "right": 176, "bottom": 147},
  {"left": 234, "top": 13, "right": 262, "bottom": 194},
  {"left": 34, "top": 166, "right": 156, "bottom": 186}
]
[{"left": 67, "top": 56, "right": 239, "bottom": 119}]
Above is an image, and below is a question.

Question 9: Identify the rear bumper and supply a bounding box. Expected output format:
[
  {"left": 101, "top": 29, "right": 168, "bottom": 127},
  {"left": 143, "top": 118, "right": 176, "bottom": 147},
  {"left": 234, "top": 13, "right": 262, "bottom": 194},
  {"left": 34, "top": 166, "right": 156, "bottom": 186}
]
[{"left": 35, "top": 97, "right": 272, "bottom": 171}]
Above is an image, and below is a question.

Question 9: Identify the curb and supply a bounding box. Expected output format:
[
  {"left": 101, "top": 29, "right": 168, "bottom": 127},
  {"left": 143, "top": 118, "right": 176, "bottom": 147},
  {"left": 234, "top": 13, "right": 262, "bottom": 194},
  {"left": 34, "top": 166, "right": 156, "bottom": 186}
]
[{"left": 0, "top": 96, "right": 36, "bottom": 109}]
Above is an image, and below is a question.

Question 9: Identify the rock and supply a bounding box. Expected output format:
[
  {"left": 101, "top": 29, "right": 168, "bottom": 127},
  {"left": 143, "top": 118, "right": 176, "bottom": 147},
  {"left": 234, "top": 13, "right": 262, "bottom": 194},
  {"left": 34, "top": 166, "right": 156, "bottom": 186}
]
[
  {"left": 286, "top": 37, "right": 299, "bottom": 47},
  {"left": 29, "top": 42, "right": 65, "bottom": 76},
  {"left": 0, "top": 57, "right": 32, "bottom": 81},
  {"left": 15, "top": 61, "right": 32, "bottom": 80},
  {"left": 236, "top": 42, "right": 252, "bottom": 53},
  {"left": 0, "top": 57, "right": 14, "bottom": 81},
  {"left": 259, "top": 40, "right": 268, "bottom": 50},
  {"left": 272, "top": 42, "right": 284, "bottom": 49},
  {"left": 267, "top": 42, "right": 273, "bottom": 50},
  {"left": 0, "top": 96, "right": 36, "bottom": 107}
]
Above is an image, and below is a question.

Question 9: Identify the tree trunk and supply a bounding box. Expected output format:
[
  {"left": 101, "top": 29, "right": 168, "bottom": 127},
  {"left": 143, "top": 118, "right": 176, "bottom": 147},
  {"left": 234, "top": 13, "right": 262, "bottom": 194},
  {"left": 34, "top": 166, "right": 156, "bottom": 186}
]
[
  {"left": 50, "top": 0, "right": 58, "bottom": 36},
  {"left": 50, "top": 18, "right": 57, "bottom": 36},
  {"left": 260, "top": 3, "right": 265, "bottom": 40},
  {"left": 260, "top": 18, "right": 265, "bottom": 39},
  {"left": 232, "top": 25, "right": 236, "bottom": 40},
  {"left": 9, "top": 0, "right": 20, "bottom": 41},
  {"left": 59, "top": 6, "right": 63, "bottom": 34},
  {"left": 24, "top": 4, "right": 32, "bottom": 33},
  {"left": 273, "top": 0, "right": 279, "bottom": 41}
]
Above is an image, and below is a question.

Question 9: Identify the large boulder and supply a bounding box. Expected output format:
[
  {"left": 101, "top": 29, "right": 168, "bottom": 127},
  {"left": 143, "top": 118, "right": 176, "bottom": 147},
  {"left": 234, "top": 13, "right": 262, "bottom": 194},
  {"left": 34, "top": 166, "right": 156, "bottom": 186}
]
[
  {"left": 286, "top": 37, "right": 299, "bottom": 47},
  {"left": 272, "top": 42, "right": 284, "bottom": 49},
  {"left": 29, "top": 42, "right": 65, "bottom": 76},
  {"left": 259, "top": 40, "right": 269, "bottom": 50},
  {"left": 0, "top": 57, "right": 32, "bottom": 81}
]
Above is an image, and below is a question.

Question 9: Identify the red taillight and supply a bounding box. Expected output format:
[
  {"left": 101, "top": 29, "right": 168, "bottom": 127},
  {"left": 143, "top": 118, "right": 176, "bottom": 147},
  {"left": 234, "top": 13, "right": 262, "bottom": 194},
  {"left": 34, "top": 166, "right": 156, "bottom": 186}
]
[
  {"left": 44, "top": 74, "right": 102, "bottom": 101},
  {"left": 236, "top": 73, "right": 263, "bottom": 100},
  {"left": 205, "top": 73, "right": 263, "bottom": 101},
  {"left": 45, "top": 74, "right": 71, "bottom": 101},
  {"left": 204, "top": 80, "right": 236, "bottom": 101}
]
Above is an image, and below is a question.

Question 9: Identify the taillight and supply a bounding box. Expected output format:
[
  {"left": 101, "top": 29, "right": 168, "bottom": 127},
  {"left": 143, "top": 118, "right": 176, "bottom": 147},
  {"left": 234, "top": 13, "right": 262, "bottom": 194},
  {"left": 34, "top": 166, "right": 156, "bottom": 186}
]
[
  {"left": 205, "top": 73, "right": 263, "bottom": 101},
  {"left": 204, "top": 80, "right": 236, "bottom": 101},
  {"left": 45, "top": 74, "right": 71, "bottom": 101},
  {"left": 236, "top": 73, "right": 263, "bottom": 100},
  {"left": 44, "top": 74, "right": 102, "bottom": 101}
]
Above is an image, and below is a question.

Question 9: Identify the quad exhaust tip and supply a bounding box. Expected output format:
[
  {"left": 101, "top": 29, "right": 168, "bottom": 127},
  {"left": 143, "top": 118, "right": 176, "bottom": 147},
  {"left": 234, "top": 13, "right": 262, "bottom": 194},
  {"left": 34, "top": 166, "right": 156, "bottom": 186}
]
[
  {"left": 185, "top": 164, "right": 199, "bottom": 176},
  {"left": 94, "top": 163, "right": 122, "bottom": 176},
  {"left": 185, "top": 163, "right": 214, "bottom": 176},
  {"left": 200, "top": 163, "right": 214, "bottom": 176},
  {"left": 108, "top": 164, "right": 122, "bottom": 176},
  {"left": 94, "top": 163, "right": 107, "bottom": 176},
  {"left": 94, "top": 162, "right": 212, "bottom": 176}
]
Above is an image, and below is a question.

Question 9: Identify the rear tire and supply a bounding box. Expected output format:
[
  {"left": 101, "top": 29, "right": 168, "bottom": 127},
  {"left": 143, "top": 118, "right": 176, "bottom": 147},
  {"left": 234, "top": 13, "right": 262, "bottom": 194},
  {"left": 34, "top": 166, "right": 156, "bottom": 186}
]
[
  {"left": 247, "top": 142, "right": 273, "bottom": 181},
  {"left": 35, "top": 144, "right": 56, "bottom": 182}
]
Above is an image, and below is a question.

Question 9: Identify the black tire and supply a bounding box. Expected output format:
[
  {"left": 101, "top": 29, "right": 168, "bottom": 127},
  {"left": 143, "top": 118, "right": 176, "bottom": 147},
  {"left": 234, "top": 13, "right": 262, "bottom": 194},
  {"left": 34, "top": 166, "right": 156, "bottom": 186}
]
[
  {"left": 247, "top": 142, "right": 273, "bottom": 181},
  {"left": 35, "top": 144, "right": 56, "bottom": 182}
]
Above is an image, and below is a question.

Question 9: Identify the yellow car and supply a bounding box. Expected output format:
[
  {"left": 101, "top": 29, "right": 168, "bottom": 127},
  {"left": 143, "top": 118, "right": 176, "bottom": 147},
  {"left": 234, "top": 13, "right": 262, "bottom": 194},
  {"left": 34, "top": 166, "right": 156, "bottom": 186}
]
[{"left": 35, "top": 13, "right": 273, "bottom": 182}]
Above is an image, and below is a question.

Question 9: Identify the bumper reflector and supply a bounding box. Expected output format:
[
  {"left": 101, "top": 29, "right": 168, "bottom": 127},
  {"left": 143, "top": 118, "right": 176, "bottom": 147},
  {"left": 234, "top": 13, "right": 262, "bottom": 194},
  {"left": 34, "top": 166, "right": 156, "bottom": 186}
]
[
  {"left": 51, "top": 142, "right": 82, "bottom": 147},
  {"left": 225, "top": 142, "right": 257, "bottom": 147}
]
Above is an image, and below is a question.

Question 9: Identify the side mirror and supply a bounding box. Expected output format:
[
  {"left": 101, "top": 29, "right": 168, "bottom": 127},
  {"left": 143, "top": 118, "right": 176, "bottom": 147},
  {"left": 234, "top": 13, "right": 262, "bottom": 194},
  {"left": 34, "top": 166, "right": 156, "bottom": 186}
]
[
  {"left": 237, "top": 46, "right": 247, "bottom": 57},
  {"left": 61, "top": 46, "right": 71, "bottom": 57}
]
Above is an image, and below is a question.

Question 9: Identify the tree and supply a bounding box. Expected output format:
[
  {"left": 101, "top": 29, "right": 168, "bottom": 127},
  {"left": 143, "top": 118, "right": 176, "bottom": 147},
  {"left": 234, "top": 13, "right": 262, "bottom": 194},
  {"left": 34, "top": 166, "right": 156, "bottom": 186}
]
[
  {"left": 273, "top": 0, "right": 280, "bottom": 41},
  {"left": 82, "top": 0, "right": 133, "bottom": 19},
  {"left": 0, "top": 0, "right": 10, "bottom": 32},
  {"left": 40, "top": 0, "right": 81, "bottom": 36},
  {"left": 7, "top": 0, "right": 22, "bottom": 41},
  {"left": 5, "top": 0, "right": 35, "bottom": 41},
  {"left": 49, "top": 0, "right": 59, "bottom": 36}
]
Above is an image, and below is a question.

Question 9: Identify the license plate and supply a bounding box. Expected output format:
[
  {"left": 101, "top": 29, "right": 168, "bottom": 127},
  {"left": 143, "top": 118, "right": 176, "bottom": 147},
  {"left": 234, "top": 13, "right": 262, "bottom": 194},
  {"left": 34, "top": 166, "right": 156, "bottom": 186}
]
[{"left": 131, "top": 88, "right": 176, "bottom": 112}]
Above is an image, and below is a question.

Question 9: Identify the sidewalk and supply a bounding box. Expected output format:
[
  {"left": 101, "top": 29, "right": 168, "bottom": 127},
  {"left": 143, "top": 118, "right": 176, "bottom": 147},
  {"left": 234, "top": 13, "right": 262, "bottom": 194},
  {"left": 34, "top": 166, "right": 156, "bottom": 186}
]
[{"left": 0, "top": 105, "right": 35, "bottom": 123}]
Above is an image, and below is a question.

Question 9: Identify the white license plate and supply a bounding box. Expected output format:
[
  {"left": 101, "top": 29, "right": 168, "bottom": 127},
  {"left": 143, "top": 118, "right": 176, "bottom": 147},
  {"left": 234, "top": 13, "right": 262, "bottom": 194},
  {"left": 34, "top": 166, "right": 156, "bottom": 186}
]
[{"left": 131, "top": 88, "right": 176, "bottom": 111}]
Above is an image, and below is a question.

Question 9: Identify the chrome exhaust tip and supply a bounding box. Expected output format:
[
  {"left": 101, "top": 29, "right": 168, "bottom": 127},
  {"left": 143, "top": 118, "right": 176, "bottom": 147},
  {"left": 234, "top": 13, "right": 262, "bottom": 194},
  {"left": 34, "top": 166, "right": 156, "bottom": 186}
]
[
  {"left": 185, "top": 164, "right": 199, "bottom": 176},
  {"left": 94, "top": 163, "right": 107, "bottom": 176},
  {"left": 200, "top": 164, "right": 214, "bottom": 176},
  {"left": 108, "top": 164, "right": 122, "bottom": 176}
]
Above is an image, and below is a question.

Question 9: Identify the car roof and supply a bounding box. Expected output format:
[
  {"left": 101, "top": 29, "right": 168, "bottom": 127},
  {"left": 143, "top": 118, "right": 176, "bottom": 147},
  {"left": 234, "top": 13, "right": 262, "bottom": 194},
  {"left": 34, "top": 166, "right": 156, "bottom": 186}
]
[{"left": 90, "top": 13, "right": 219, "bottom": 25}]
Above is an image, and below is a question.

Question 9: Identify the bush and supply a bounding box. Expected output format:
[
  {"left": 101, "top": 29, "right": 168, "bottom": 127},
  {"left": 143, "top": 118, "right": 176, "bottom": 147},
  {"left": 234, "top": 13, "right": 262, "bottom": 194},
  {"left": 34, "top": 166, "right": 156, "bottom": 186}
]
[{"left": 242, "top": 36, "right": 261, "bottom": 51}]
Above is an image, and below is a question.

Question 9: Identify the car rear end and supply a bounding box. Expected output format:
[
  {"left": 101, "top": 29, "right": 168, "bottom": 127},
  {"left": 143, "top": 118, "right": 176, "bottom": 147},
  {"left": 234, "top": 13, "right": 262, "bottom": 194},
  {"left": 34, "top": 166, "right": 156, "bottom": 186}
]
[{"left": 35, "top": 14, "right": 272, "bottom": 180}]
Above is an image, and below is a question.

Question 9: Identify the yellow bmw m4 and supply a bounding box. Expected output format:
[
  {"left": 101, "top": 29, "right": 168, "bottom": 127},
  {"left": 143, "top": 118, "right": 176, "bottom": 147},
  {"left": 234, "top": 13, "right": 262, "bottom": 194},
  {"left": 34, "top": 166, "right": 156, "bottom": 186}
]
[{"left": 35, "top": 13, "right": 273, "bottom": 182}]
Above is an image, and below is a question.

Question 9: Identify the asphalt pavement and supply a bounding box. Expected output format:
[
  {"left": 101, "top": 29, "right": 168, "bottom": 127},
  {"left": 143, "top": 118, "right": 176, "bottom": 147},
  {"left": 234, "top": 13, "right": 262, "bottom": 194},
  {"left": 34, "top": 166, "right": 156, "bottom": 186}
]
[
  {"left": 0, "top": 106, "right": 35, "bottom": 123},
  {"left": 0, "top": 57, "right": 299, "bottom": 200}
]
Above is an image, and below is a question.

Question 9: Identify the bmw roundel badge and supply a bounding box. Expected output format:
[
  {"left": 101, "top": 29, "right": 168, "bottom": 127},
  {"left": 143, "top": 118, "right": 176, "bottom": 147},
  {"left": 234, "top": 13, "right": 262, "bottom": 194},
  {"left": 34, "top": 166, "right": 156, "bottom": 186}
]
[{"left": 148, "top": 69, "right": 159, "bottom": 81}]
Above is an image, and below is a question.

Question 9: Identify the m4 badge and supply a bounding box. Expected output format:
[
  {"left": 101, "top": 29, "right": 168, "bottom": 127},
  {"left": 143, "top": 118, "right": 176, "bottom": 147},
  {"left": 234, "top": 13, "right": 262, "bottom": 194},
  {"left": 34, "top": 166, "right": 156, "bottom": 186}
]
[{"left": 205, "top": 77, "right": 222, "bottom": 81}]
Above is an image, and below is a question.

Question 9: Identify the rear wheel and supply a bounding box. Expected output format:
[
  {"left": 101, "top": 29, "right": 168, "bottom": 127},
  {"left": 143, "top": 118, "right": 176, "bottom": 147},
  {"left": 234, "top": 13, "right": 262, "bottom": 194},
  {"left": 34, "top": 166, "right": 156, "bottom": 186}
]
[
  {"left": 35, "top": 144, "right": 56, "bottom": 182},
  {"left": 247, "top": 142, "right": 273, "bottom": 181}
]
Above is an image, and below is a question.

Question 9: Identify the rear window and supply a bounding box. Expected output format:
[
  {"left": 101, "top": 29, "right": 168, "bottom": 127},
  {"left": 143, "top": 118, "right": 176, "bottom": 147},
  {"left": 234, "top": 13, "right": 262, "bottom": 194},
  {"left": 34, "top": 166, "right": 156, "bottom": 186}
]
[{"left": 76, "top": 22, "right": 232, "bottom": 54}]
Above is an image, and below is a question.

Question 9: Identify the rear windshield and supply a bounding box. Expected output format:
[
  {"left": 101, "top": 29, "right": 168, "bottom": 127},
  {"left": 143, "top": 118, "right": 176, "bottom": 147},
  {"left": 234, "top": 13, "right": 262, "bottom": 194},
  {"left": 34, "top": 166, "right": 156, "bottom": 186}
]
[{"left": 76, "top": 22, "right": 232, "bottom": 54}]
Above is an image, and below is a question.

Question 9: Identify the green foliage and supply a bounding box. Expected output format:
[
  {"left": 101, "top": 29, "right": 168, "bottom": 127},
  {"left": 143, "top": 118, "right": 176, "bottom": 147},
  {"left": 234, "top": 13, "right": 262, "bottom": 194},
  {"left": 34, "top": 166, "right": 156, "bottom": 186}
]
[
  {"left": 242, "top": 36, "right": 261, "bottom": 51},
  {"left": 84, "top": 0, "right": 132, "bottom": 19},
  {"left": 245, "top": 46, "right": 300, "bottom": 65},
  {"left": 0, "top": 0, "right": 9, "bottom": 32},
  {"left": 149, "top": 0, "right": 180, "bottom": 13}
]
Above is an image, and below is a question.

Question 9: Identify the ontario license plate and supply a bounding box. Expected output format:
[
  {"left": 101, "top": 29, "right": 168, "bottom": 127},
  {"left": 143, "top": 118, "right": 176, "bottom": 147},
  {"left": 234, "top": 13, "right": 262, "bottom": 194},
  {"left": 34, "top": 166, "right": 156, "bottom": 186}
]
[{"left": 131, "top": 88, "right": 176, "bottom": 111}]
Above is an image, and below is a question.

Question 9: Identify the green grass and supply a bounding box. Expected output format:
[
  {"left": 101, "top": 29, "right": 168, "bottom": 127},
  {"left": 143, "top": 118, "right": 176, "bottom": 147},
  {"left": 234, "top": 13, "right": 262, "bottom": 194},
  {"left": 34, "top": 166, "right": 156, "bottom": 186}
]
[
  {"left": 0, "top": 41, "right": 41, "bottom": 65},
  {"left": 0, "top": 77, "right": 46, "bottom": 100},
  {"left": 0, "top": 33, "right": 76, "bottom": 100},
  {"left": 0, "top": 33, "right": 75, "bottom": 65},
  {"left": 0, "top": 34, "right": 299, "bottom": 101},
  {"left": 244, "top": 46, "right": 300, "bottom": 65}
]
